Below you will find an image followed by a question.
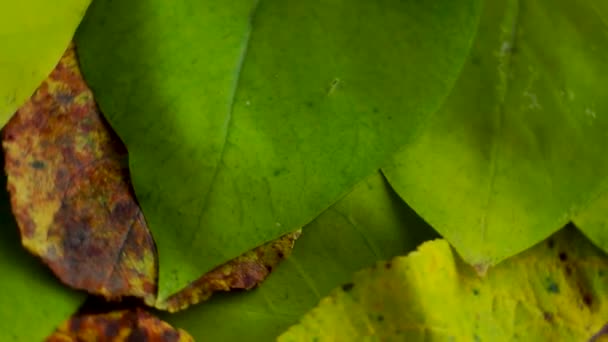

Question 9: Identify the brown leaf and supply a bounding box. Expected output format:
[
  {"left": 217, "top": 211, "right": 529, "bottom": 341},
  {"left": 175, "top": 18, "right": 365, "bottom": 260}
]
[
  {"left": 156, "top": 229, "right": 301, "bottom": 312},
  {"left": 46, "top": 309, "right": 193, "bottom": 342},
  {"left": 2, "top": 44, "right": 156, "bottom": 301}
]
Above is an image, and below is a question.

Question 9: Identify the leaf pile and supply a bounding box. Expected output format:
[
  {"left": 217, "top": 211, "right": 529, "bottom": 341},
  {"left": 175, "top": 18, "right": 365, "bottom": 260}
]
[{"left": 1, "top": 0, "right": 608, "bottom": 340}]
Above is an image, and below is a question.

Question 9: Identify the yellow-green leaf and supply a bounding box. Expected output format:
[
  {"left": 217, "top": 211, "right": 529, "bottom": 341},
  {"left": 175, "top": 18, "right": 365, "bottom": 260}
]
[
  {"left": 0, "top": 1, "right": 91, "bottom": 126},
  {"left": 280, "top": 226, "right": 608, "bottom": 341},
  {"left": 383, "top": 0, "right": 608, "bottom": 268}
]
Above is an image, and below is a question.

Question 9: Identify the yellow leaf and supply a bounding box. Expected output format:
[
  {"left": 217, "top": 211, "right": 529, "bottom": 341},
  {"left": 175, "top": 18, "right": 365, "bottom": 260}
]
[{"left": 280, "top": 226, "right": 608, "bottom": 341}]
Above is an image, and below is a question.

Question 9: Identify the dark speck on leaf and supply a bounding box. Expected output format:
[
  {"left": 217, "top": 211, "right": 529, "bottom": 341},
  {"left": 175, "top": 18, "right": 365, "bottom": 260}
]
[
  {"left": 342, "top": 283, "right": 354, "bottom": 292},
  {"left": 30, "top": 160, "right": 45, "bottom": 169},
  {"left": 377, "top": 314, "right": 384, "bottom": 322},
  {"left": 558, "top": 252, "right": 568, "bottom": 262},
  {"left": 384, "top": 261, "right": 392, "bottom": 269},
  {"left": 543, "top": 312, "right": 554, "bottom": 323},
  {"left": 545, "top": 278, "right": 560, "bottom": 294},
  {"left": 583, "top": 293, "right": 593, "bottom": 307},
  {"left": 472, "top": 288, "right": 480, "bottom": 296}
]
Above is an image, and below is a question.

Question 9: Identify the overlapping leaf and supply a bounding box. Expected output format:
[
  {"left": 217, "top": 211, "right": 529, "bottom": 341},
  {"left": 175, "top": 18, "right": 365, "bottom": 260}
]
[
  {"left": 0, "top": 1, "right": 90, "bottom": 126},
  {"left": 280, "top": 226, "right": 608, "bottom": 341},
  {"left": 75, "top": 0, "right": 481, "bottom": 299},
  {"left": 383, "top": 0, "right": 608, "bottom": 269},
  {"left": 0, "top": 158, "right": 84, "bottom": 341},
  {"left": 163, "top": 173, "right": 437, "bottom": 340},
  {"left": 3, "top": 45, "right": 156, "bottom": 301},
  {"left": 157, "top": 230, "right": 300, "bottom": 312},
  {"left": 47, "top": 309, "right": 193, "bottom": 342}
]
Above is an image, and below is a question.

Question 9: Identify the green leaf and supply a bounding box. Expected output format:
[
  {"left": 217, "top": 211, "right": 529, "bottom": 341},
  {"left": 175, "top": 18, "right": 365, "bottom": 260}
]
[
  {"left": 574, "top": 185, "right": 608, "bottom": 251},
  {"left": 0, "top": 1, "right": 91, "bottom": 127},
  {"left": 74, "top": 0, "right": 481, "bottom": 299},
  {"left": 162, "top": 173, "right": 437, "bottom": 340},
  {"left": 280, "top": 226, "right": 608, "bottom": 341},
  {"left": 0, "top": 171, "right": 84, "bottom": 341},
  {"left": 383, "top": 0, "right": 608, "bottom": 268}
]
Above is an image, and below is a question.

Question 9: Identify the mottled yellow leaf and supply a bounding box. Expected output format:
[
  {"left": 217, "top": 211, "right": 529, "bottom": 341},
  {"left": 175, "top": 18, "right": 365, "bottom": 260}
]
[{"left": 280, "top": 226, "right": 608, "bottom": 341}]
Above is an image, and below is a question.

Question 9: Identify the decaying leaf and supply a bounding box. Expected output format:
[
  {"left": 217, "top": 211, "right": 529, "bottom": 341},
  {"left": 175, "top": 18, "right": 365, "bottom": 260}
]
[
  {"left": 46, "top": 309, "right": 193, "bottom": 342},
  {"left": 2, "top": 44, "right": 157, "bottom": 301},
  {"left": 155, "top": 230, "right": 301, "bottom": 312},
  {"left": 280, "top": 226, "right": 608, "bottom": 341}
]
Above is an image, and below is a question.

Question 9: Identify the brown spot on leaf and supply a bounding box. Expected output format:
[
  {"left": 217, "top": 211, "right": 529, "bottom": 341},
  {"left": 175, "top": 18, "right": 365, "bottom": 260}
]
[
  {"left": 583, "top": 293, "right": 593, "bottom": 308},
  {"left": 559, "top": 252, "right": 568, "bottom": 262},
  {"left": 342, "top": 283, "right": 354, "bottom": 292},
  {"left": 46, "top": 309, "right": 193, "bottom": 342},
  {"left": 2, "top": 44, "right": 156, "bottom": 301},
  {"left": 155, "top": 230, "right": 301, "bottom": 312}
]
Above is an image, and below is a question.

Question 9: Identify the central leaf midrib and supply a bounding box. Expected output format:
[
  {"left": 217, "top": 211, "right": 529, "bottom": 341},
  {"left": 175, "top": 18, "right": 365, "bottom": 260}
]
[
  {"left": 479, "top": 0, "right": 521, "bottom": 245},
  {"left": 184, "top": 0, "right": 263, "bottom": 281}
]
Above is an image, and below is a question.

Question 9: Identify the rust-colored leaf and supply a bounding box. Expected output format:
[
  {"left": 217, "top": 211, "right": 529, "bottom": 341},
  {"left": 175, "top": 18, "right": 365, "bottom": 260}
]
[
  {"left": 156, "top": 230, "right": 301, "bottom": 312},
  {"left": 2, "top": 44, "right": 156, "bottom": 301},
  {"left": 46, "top": 309, "right": 193, "bottom": 342}
]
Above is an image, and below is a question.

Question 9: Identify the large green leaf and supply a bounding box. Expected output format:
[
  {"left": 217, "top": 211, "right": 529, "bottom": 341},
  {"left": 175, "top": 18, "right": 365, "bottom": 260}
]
[
  {"left": 383, "top": 0, "right": 608, "bottom": 269},
  {"left": 280, "top": 226, "right": 608, "bottom": 341},
  {"left": 0, "top": 1, "right": 90, "bottom": 127},
  {"left": 162, "top": 173, "right": 437, "bottom": 340},
  {"left": 75, "top": 0, "right": 481, "bottom": 299},
  {"left": 0, "top": 172, "right": 84, "bottom": 341}
]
